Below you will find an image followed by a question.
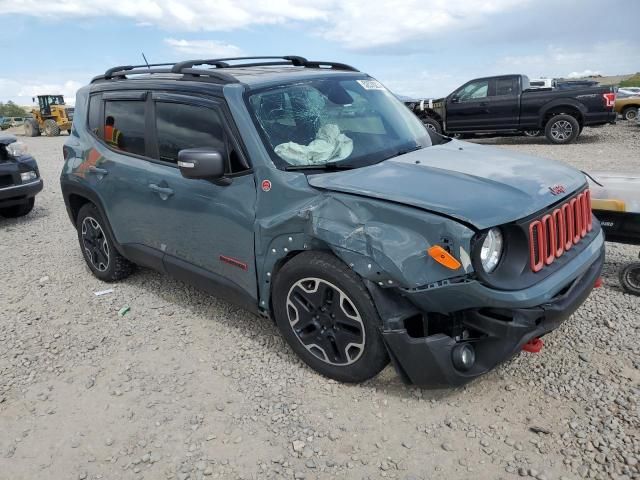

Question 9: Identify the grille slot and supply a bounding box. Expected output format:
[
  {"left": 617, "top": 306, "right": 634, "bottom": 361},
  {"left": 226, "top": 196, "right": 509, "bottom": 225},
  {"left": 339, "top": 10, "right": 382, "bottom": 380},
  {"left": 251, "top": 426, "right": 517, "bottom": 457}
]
[{"left": 528, "top": 189, "right": 592, "bottom": 272}]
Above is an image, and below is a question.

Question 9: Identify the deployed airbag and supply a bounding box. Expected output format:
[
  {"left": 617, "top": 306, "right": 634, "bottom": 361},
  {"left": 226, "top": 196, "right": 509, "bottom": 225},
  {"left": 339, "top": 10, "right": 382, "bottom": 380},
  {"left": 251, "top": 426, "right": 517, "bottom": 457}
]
[{"left": 275, "top": 124, "right": 353, "bottom": 165}]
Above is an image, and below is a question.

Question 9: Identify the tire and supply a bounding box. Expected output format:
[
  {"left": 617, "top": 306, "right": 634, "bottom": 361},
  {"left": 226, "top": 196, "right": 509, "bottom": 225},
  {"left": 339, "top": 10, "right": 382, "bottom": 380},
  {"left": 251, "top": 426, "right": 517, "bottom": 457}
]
[
  {"left": 619, "top": 262, "right": 640, "bottom": 296},
  {"left": 76, "top": 203, "right": 134, "bottom": 282},
  {"left": 0, "top": 198, "right": 34, "bottom": 218},
  {"left": 622, "top": 107, "right": 638, "bottom": 121},
  {"left": 272, "top": 251, "right": 389, "bottom": 383},
  {"left": 421, "top": 117, "right": 442, "bottom": 134},
  {"left": 523, "top": 130, "right": 541, "bottom": 137},
  {"left": 544, "top": 114, "right": 580, "bottom": 144},
  {"left": 43, "top": 119, "right": 60, "bottom": 137},
  {"left": 24, "top": 120, "right": 40, "bottom": 137}
]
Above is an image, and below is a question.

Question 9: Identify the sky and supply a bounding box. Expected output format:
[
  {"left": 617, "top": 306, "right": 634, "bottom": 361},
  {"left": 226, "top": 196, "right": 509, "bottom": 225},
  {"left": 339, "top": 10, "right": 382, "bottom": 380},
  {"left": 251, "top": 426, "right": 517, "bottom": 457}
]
[{"left": 0, "top": 0, "right": 638, "bottom": 106}]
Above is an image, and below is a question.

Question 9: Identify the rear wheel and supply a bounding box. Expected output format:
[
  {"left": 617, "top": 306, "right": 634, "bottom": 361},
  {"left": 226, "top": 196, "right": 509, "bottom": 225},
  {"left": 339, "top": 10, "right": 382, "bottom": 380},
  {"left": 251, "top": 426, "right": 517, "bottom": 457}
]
[
  {"left": 24, "top": 120, "right": 40, "bottom": 137},
  {"left": 76, "top": 203, "right": 134, "bottom": 282},
  {"left": 545, "top": 114, "right": 580, "bottom": 144},
  {"left": 43, "top": 119, "right": 60, "bottom": 137},
  {"left": 0, "top": 198, "right": 34, "bottom": 218},
  {"left": 622, "top": 107, "right": 638, "bottom": 121},
  {"left": 619, "top": 262, "right": 640, "bottom": 296},
  {"left": 421, "top": 117, "right": 442, "bottom": 134},
  {"left": 272, "top": 251, "right": 389, "bottom": 383}
]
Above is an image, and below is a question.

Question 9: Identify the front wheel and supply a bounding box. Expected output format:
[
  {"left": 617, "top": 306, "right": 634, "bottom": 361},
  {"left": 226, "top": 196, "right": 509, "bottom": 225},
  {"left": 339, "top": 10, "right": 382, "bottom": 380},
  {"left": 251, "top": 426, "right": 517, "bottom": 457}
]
[
  {"left": 421, "top": 117, "right": 442, "bottom": 134},
  {"left": 619, "top": 262, "right": 640, "bottom": 296},
  {"left": 272, "top": 251, "right": 389, "bottom": 383},
  {"left": 523, "top": 130, "right": 541, "bottom": 137},
  {"left": 0, "top": 198, "right": 34, "bottom": 218},
  {"left": 545, "top": 114, "right": 580, "bottom": 144}
]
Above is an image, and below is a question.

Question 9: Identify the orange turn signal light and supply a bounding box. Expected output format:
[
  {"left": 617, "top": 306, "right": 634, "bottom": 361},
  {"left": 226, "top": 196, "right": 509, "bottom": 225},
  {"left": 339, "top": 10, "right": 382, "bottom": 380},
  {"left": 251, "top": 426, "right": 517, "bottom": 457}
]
[{"left": 428, "top": 245, "right": 461, "bottom": 270}]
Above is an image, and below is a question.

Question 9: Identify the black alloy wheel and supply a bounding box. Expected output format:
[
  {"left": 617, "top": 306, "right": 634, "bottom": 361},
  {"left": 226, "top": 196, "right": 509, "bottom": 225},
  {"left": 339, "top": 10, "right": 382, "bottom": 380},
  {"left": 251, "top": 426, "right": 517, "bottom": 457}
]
[
  {"left": 286, "top": 277, "right": 366, "bottom": 366},
  {"left": 81, "top": 216, "right": 110, "bottom": 272}
]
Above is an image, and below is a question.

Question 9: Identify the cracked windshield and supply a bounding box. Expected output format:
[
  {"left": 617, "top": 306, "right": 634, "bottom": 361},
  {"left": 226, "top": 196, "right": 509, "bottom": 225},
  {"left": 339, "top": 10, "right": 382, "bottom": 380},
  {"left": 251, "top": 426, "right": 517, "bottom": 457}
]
[{"left": 249, "top": 77, "right": 432, "bottom": 168}]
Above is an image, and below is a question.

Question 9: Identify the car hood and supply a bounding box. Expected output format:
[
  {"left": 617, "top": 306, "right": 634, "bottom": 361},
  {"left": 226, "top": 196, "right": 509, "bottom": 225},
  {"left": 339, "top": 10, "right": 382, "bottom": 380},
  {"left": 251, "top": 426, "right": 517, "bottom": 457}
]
[{"left": 307, "top": 140, "right": 586, "bottom": 229}]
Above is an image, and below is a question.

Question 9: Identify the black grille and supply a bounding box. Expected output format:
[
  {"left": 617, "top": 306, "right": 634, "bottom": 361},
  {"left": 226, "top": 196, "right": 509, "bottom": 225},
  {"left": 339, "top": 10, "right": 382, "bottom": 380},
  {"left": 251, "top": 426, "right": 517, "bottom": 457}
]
[{"left": 0, "top": 175, "right": 14, "bottom": 188}]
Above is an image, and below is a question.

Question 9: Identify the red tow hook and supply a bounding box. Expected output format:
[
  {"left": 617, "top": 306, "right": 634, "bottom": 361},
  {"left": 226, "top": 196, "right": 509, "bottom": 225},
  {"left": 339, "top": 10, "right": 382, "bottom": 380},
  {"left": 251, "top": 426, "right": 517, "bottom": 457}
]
[
  {"left": 594, "top": 277, "right": 603, "bottom": 288},
  {"left": 522, "top": 337, "right": 544, "bottom": 353}
]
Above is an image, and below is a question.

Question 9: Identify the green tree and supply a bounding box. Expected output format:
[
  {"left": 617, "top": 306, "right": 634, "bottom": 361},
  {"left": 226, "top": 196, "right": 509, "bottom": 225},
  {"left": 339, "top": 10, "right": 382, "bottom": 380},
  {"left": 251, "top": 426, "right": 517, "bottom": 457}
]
[{"left": 0, "top": 101, "right": 29, "bottom": 117}]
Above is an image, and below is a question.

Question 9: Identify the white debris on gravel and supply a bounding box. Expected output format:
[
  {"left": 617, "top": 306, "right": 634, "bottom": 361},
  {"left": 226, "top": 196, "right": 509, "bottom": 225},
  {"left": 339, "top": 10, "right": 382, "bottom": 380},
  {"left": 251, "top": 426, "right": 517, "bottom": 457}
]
[{"left": 0, "top": 123, "right": 638, "bottom": 479}]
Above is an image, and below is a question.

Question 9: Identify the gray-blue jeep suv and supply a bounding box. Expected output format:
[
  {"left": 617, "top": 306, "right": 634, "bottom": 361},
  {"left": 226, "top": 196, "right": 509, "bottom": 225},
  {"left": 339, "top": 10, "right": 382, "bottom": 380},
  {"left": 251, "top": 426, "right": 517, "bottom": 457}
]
[{"left": 61, "top": 56, "right": 605, "bottom": 387}]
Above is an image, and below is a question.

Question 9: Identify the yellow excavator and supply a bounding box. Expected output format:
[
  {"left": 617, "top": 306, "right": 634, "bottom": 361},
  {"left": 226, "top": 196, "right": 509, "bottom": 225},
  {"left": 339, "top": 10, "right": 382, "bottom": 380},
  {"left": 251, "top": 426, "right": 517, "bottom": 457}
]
[{"left": 24, "top": 95, "right": 74, "bottom": 137}]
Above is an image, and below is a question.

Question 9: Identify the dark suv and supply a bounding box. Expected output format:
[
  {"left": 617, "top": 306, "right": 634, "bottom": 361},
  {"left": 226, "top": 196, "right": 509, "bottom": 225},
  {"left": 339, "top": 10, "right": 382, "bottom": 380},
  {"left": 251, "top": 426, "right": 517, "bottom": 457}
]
[
  {"left": 0, "top": 134, "right": 42, "bottom": 217},
  {"left": 61, "top": 56, "right": 604, "bottom": 387}
]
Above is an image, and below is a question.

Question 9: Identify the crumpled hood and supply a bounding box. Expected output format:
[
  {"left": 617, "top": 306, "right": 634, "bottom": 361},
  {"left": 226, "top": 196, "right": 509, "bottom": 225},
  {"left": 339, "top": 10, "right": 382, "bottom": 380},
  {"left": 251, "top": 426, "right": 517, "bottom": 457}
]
[{"left": 307, "top": 140, "right": 586, "bottom": 229}]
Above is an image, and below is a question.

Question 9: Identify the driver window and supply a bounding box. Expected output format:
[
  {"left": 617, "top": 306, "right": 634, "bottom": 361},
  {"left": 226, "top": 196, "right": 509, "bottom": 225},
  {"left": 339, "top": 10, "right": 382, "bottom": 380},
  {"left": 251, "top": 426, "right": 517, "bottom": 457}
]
[{"left": 458, "top": 80, "right": 489, "bottom": 102}]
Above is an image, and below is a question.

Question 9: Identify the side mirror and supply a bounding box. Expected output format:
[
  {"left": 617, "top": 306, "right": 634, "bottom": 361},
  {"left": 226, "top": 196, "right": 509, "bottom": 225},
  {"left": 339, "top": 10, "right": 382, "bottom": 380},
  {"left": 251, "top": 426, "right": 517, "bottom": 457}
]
[
  {"left": 177, "top": 149, "right": 225, "bottom": 180},
  {"left": 450, "top": 96, "right": 460, "bottom": 104}
]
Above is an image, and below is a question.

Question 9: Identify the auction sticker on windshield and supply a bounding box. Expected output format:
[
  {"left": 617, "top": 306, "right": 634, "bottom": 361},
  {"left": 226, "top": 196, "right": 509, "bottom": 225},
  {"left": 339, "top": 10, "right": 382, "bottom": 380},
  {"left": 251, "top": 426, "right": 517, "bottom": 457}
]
[{"left": 357, "top": 79, "right": 386, "bottom": 90}]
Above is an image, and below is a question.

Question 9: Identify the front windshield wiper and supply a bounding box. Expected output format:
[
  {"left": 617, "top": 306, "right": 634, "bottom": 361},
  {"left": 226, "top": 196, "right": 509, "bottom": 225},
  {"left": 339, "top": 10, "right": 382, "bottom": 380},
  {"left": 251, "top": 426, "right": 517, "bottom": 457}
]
[
  {"left": 285, "top": 162, "right": 357, "bottom": 171},
  {"left": 381, "top": 144, "right": 424, "bottom": 162}
]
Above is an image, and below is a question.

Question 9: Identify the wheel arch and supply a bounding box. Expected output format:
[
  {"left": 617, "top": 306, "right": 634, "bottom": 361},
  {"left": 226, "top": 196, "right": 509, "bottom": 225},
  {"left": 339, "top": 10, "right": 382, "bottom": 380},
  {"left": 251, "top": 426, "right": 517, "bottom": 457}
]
[
  {"left": 539, "top": 100, "right": 586, "bottom": 128},
  {"left": 61, "top": 180, "right": 126, "bottom": 257}
]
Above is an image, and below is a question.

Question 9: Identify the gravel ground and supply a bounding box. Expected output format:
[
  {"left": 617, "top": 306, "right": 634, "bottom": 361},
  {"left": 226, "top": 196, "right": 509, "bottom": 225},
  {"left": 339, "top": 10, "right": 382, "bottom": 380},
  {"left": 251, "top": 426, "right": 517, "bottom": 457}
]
[{"left": 0, "top": 122, "right": 638, "bottom": 480}]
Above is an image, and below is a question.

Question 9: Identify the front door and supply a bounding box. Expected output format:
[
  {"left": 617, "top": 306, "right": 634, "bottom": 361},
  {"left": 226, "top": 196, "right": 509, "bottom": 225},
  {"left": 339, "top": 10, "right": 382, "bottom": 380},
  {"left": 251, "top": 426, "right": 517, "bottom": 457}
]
[
  {"left": 445, "top": 78, "right": 492, "bottom": 132},
  {"left": 144, "top": 94, "right": 258, "bottom": 299}
]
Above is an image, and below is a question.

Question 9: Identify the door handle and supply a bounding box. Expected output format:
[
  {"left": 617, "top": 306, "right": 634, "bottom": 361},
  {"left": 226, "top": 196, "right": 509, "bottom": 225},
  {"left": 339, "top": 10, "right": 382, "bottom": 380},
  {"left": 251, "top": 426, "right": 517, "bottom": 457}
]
[
  {"left": 88, "top": 166, "right": 108, "bottom": 176},
  {"left": 479, "top": 102, "right": 488, "bottom": 107},
  {"left": 148, "top": 183, "right": 174, "bottom": 198}
]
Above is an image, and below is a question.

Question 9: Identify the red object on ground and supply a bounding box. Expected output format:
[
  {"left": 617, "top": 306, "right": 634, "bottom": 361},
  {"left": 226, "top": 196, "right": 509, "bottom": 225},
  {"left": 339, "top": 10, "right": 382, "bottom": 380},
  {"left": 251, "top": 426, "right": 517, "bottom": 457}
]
[
  {"left": 522, "top": 337, "right": 544, "bottom": 353},
  {"left": 594, "top": 277, "right": 603, "bottom": 288}
]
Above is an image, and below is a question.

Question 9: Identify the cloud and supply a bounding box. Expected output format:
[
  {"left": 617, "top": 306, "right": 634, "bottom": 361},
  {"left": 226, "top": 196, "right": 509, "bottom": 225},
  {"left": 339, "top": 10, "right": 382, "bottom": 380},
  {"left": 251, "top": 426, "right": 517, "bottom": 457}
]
[
  {"left": 164, "top": 38, "right": 243, "bottom": 57},
  {"left": 0, "top": 0, "right": 327, "bottom": 30},
  {"left": 496, "top": 42, "right": 640, "bottom": 78},
  {"left": 567, "top": 70, "right": 601, "bottom": 79},
  {"left": 0, "top": 78, "right": 83, "bottom": 106}
]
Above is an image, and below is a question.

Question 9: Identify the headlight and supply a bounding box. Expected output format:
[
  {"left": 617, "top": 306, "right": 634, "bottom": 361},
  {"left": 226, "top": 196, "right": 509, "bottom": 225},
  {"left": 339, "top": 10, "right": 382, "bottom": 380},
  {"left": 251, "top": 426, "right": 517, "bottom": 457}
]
[
  {"left": 20, "top": 171, "right": 38, "bottom": 183},
  {"left": 7, "top": 141, "right": 28, "bottom": 157},
  {"left": 480, "top": 228, "right": 503, "bottom": 273}
]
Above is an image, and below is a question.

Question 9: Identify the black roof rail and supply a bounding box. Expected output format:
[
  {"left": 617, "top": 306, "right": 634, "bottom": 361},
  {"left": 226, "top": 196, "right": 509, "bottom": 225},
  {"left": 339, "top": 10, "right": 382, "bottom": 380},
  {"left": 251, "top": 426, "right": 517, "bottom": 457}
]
[
  {"left": 104, "top": 63, "right": 175, "bottom": 79},
  {"left": 93, "top": 56, "right": 360, "bottom": 84}
]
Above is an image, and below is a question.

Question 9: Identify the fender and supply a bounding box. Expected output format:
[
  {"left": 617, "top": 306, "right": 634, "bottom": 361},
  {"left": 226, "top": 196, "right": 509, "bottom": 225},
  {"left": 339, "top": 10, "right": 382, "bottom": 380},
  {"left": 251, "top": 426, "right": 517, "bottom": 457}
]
[
  {"left": 60, "top": 178, "right": 127, "bottom": 258},
  {"left": 538, "top": 98, "right": 587, "bottom": 128}
]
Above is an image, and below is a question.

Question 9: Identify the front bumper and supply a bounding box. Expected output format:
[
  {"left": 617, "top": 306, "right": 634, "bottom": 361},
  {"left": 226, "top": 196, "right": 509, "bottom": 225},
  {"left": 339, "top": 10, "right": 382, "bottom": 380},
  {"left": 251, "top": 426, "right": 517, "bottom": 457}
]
[
  {"left": 0, "top": 179, "right": 43, "bottom": 207},
  {"left": 382, "top": 241, "right": 605, "bottom": 387}
]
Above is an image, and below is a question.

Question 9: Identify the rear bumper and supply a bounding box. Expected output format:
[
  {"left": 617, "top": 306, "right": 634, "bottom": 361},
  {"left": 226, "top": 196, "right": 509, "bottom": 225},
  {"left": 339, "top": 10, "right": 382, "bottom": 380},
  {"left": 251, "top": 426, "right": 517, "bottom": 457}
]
[
  {"left": 584, "top": 110, "right": 617, "bottom": 126},
  {"left": 0, "top": 179, "right": 43, "bottom": 207},
  {"left": 381, "top": 240, "right": 604, "bottom": 388}
]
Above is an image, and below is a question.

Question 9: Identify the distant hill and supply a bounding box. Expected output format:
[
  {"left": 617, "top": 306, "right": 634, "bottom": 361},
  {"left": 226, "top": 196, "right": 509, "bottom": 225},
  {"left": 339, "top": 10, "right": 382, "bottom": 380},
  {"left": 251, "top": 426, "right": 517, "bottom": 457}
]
[{"left": 555, "top": 73, "right": 638, "bottom": 87}]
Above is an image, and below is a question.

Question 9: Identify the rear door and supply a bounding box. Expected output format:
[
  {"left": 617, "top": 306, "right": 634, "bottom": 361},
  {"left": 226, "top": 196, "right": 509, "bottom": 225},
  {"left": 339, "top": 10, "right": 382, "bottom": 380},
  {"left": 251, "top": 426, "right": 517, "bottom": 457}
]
[
  {"left": 77, "top": 91, "right": 165, "bottom": 269},
  {"left": 144, "top": 93, "right": 258, "bottom": 299},
  {"left": 487, "top": 76, "right": 520, "bottom": 129}
]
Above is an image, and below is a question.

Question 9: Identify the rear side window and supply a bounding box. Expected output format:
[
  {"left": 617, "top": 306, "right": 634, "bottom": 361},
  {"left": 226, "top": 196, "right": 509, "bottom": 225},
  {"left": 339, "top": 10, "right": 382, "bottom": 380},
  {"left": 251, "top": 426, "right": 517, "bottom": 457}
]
[
  {"left": 87, "top": 95, "right": 101, "bottom": 135},
  {"left": 495, "top": 77, "right": 518, "bottom": 96},
  {"left": 103, "top": 101, "right": 146, "bottom": 156},
  {"left": 155, "top": 102, "right": 225, "bottom": 163}
]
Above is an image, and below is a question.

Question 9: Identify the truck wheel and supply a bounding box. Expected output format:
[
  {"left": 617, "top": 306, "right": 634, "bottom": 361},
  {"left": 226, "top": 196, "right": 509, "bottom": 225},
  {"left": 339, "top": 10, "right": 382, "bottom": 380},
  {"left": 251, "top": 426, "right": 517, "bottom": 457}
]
[
  {"left": 523, "top": 130, "right": 541, "bottom": 137},
  {"left": 622, "top": 107, "right": 638, "bottom": 121},
  {"left": 0, "top": 198, "right": 34, "bottom": 218},
  {"left": 272, "top": 251, "right": 389, "bottom": 383},
  {"left": 421, "top": 117, "right": 442, "bottom": 134},
  {"left": 24, "top": 120, "right": 40, "bottom": 137},
  {"left": 619, "top": 262, "right": 640, "bottom": 296},
  {"left": 43, "top": 119, "right": 60, "bottom": 137},
  {"left": 76, "top": 203, "right": 134, "bottom": 282},
  {"left": 545, "top": 114, "right": 580, "bottom": 144}
]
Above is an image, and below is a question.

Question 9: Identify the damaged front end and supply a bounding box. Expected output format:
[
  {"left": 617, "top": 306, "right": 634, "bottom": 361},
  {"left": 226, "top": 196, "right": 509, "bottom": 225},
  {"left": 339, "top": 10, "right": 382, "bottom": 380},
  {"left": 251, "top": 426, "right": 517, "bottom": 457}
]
[{"left": 255, "top": 185, "right": 605, "bottom": 388}]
